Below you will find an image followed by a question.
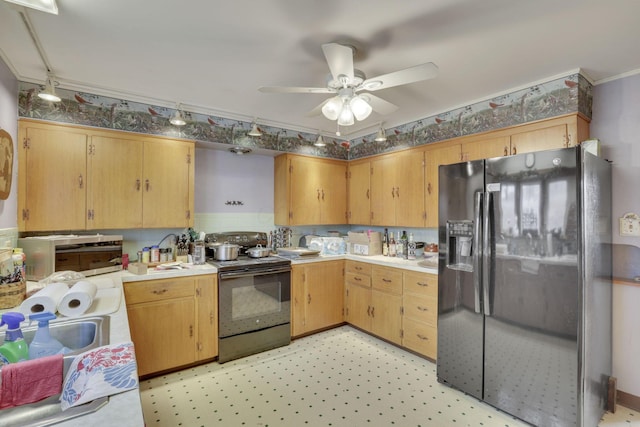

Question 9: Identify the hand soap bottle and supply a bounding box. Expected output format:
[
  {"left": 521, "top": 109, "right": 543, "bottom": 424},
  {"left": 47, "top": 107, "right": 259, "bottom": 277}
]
[
  {"left": 28, "top": 312, "right": 69, "bottom": 359},
  {"left": 0, "top": 312, "right": 29, "bottom": 365}
]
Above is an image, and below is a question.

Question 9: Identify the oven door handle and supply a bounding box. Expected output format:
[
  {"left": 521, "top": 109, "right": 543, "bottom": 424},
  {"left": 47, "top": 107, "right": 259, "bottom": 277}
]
[{"left": 219, "top": 266, "right": 291, "bottom": 280}]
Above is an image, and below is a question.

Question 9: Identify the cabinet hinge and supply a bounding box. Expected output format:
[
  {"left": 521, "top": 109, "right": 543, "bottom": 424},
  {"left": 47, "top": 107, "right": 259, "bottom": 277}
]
[
  {"left": 87, "top": 209, "right": 93, "bottom": 220},
  {"left": 22, "top": 209, "right": 29, "bottom": 220},
  {"left": 23, "top": 137, "right": 30, "bottom": 149},
  {"left": 187, "top": 153, "right": 192, "bottom": 164},
  {"left": 197, "top": 342, "right": 203, "bottom": 352},
  {"left": 400, "top": 329, "right": 404, "bottom": 339},
  {"left": 400, "top": 306, "right": 404, "bottom": 315},
  {"left": 346, "top": 171, "right": 350, "bottom": 179},
  {"left": 289, "top": 211, "right": 293, "bottom": 219},
  {"left": 289, "top": 164, "right": 293, "bottom": 173},
  {"left": 88, "top": 143, "right": 95, "bottom": 155},
  {"left": 186, "top": 210, "right": 191, "bottom": 219},
  {"left": 196, "top": 287, "right": 201, "bottom": 297}
]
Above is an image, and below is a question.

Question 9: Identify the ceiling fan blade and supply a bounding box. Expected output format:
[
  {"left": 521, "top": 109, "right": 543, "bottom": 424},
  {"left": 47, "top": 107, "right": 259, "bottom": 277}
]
[
  {"left": 259, "top": 86, "right": 335, "bottom": 94},
  {"left": 322, "top": 43, "right": 354, "bottom": 82},
  {"left": 361, "top": 62, "right": 438, "bottom": 91},
  {"left": 306, "top": 99, "right": 329, "bottom": 117},
  {"left": 361, "top": 94, "right": 398, "bottom": 115}
]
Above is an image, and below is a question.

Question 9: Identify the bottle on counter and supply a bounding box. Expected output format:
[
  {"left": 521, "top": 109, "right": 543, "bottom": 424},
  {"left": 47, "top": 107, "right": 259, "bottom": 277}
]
[
  {"left": 150, "top": 245, "right": 160, "bottom": 263},
  {"left": 388, "top": 232, "right": 397, "bottom": 257},
  {"left": 0, "top": 312, "right": 29, "bottom": 365},
  {"left": 407, "top": 233, "right": 417, "bottom": 260},
  {"left": 382, "top": 228, "right": 389, "bottom": 256},
  {"left": 395, "top": 231, "right": 404, "bottom": 258},
  {"left": 401, "top": 230, "right": 408, "bottom": 259},
  {"left": 141, "top": 247, "right": 150, "bottom": 264}
]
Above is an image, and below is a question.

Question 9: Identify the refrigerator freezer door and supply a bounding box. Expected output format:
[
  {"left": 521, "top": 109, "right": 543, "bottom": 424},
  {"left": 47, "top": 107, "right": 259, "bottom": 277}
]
[
  {"left": 483, "top": 149, "right": 580, "bottom": 426},
  {"left": 437, "top": 160, "right": 485, "bottom": 400}
]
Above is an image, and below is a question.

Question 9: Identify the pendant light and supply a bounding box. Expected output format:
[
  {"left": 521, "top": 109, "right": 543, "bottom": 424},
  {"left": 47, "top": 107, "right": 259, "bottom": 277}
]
[
  {"left": 38, "top": 73, "right": 61, "bottom": 102},
  {"left": 314, "top": 134, "right": 326, "bottom": 147}
]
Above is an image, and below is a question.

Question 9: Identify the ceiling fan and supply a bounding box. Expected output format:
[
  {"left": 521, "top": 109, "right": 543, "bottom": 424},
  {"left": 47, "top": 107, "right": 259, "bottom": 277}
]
[{"left": 259, "top": 43, "right": 438, "bottom": 127}]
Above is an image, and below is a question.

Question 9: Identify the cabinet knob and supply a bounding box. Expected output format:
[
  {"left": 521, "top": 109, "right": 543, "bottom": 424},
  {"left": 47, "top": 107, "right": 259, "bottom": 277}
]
[
  {"left": 417, "top": 334, "right": 429, "bottom": 341},
  {"left": 78, "top": 174, "right": 83, "bottom": 189},
  {"left": 417, "top": 306, "right": 429, "bottom": 312},
  {"left": 307, "top": 294, "right": 311, "bottom": 304},
  {"left": 427, "top": 182, "right": 432, "bottom": 195},
  {"left": 512, "top": 145, "right": 517, "bottom": 155},
  {"left": 152, "top": 289, "right": 168, "bottom": 295},
  {"left": 504, "top": 146, "right": 508, "bottom": 156},
  {"left": 416, "top": 282, "right": 429, "bottom": 287},
  {"left": 145, "top": 179, "right": 150, "bottom": 191}
]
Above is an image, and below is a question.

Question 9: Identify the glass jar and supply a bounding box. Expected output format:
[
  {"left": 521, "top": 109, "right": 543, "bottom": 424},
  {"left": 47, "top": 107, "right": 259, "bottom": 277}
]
[
  {"left": 150, "top": 245, "right": 160, "bottom": 263},
  {"left": 141, "top": 247, "right": 150, "bottom": 264},
  {"left": 159, "top": 248, "right": 168, "bottom": 263}
]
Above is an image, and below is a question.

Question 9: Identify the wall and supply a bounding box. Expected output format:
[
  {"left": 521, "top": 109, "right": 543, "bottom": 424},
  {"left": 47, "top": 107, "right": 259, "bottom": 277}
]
[
  {"left": 0, "top": 56, "right": 18, "bottom": 245},
  {"left": 591, "top": 73, "right": 640, "bottom": 397},
  {"left": 193, "top": 147, "right": 275, "bottom": 233}
]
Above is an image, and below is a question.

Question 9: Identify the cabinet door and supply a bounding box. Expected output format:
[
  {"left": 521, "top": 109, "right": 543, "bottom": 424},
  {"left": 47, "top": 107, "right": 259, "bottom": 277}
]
[
  {"left": 395, "top": 150, "right": 425, "bottom": 227},
  {"left": 19, "top": 126, "right": 87, "bottom": 231},
  {"left": 289, "top": 156, "right": 321, "bottom": 225},
  {"left": 370, "top": 155, "right": 397, "bottom": 226},
  {"left": 291, "top": 265, "right": 307, "bottom": 336},
  {"left": 142, "top": 139, "right": 193, "bottom": 228},
  {"left": 510, "top": 124, "right": 568, "bottom": 155},
  {"left": 320, "top": 160, "right": 347, "bottom": 224},
  {"left": 305, "top": 261, "right": 344, "bottom": 332},
  {"left": 462, "top": 136, "right": 510, "bottom": 162},
  {"left": 196, "top": 275, "right": 217, "bottom": 360},
  {"left": 348, "top": 160, "right": 371, "bottom": 225},
  {"left": 371, "top": 290, "right": 402, "bottom": 344},
  {"left": 345, "top": 282, "right": 371, "bottom": 331},
  {"left": 424, "top": 144, "right": 463, "bottom": 228},
  {"left": 127, "top": 297, "right": 196, "bottom": 376},
  {"left": 87, "top": 135, "right": 143, "bottom": 229}
]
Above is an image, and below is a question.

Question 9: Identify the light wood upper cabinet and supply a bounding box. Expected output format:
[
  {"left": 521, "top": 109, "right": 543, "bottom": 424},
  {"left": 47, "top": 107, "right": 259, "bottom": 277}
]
[
  {"left": 142, "top": 139, "right": 194, "bottom": 228},
  {"left": 347, "top": 160, "right": 371, "bottom": 225},
  {"left": 510, "top": 123, "right": 570, "bottom": 155},
  {"left": 461, "top": 135, "right": 510, "bottom": 162},
  {"left": 88, "top": 135, "right": 144, "bottom": 229},
  {"left": 370, "top": 150, "right": 425, "bottom": 227},
  {"left": 18, "top": 119, "right": 194, "bottom": 231},
  {"left": 424, "top": 143, "right": 463, "bottom": 228},
  {"left": 18, "top": 123, "right": 88, "bottom": 231},
  {"left": 274, "top": 154, "right": 347, "bottom": 225},
  {"left": 291, "top": 260, "right": 344, "bottom": 337}
]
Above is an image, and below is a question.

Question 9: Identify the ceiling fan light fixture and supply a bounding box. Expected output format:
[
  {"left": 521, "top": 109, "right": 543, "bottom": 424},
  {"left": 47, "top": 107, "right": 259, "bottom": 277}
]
[
  {"left": 337, "top": 104, "right": 354, "bottom": 126},
  {"left": 321, "top": 96, "right": 342, "bottom": 121},
  {"left": 248, "top": 122, "right": 262, "bottom": 137},
  {"left": 350, "top": 95, "right": 372, "bottom": 121},
  {"left": 38, "top": 73, "right": 61, "bottom": 102}
]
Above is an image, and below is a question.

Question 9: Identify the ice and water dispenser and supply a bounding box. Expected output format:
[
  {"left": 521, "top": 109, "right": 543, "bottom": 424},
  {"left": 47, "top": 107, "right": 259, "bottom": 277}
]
[{"left": 446, "top": 220, "right": 474, "bottom": 272}]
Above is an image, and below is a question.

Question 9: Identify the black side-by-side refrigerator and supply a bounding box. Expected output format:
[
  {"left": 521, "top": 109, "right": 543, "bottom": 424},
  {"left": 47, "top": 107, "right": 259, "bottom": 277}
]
[{"left": 437, "top": 146, "right": 612, "bottom": 427}]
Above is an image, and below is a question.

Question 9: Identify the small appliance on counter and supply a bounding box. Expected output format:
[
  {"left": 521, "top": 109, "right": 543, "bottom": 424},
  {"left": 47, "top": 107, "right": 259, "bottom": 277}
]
[{"left": 18, "top": 235, "right": 123, "bottom": 280}]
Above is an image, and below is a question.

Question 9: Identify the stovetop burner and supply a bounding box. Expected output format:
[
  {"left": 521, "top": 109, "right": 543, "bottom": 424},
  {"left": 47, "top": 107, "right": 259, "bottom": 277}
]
[{"left": 207, "top": 255, "right": 290, "bottom": 272}]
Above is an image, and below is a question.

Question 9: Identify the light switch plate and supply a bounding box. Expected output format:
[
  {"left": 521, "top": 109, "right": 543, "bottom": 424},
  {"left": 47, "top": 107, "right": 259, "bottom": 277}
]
[{"left": 619, "top": 212, "right": 640, "bottom": 236}]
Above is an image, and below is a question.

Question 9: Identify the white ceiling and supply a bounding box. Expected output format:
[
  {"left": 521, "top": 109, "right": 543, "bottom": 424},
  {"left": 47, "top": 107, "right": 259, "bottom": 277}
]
[{"left": 2, "top": 0, "right": 640, "bottom": 139}]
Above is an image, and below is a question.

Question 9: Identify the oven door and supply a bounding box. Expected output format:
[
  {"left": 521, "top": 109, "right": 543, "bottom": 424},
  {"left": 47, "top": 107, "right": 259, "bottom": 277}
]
[{"left": 218, "top": 265, "right": 291, "bottom": 338}]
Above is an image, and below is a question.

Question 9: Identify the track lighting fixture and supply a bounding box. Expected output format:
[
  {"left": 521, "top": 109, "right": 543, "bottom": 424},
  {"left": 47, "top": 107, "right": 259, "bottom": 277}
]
[
  {"left": 375, "top": 124, "right": 387, "bottom": 142},
  {"left": 314, "top": 134, "right": 326, "bottom": 147},
  {"left": 38, "top": 73, "right": 61, "bottom": 102},
  {"left": 248, "top": 121, "right": 262, "bottom": 137},
  {"left": 170, "top": 104, "right": 186, "bottom": 126}
]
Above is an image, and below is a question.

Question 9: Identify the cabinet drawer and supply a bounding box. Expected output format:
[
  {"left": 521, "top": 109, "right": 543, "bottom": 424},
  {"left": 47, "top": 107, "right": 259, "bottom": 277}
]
[
  {"left": 345, "top": 271, "right": 371, "bottom": 288},
  {"left": 345, "top": 260, "right": 372, "bottom": 276},
  {"left": 403, "top": 272, "right": 438, "bottom": 298},
  {"left": 371, "top": 267, "right": 402, "bottom": 295},
  {"left": 402, "top": 293, "right": 437, "bottom": 326},
  {"left": 403, "top": 317, "right": 437, "bottom": 359},
  {"left": 124, "top": 277, "right": 195, "bottom": 304}
]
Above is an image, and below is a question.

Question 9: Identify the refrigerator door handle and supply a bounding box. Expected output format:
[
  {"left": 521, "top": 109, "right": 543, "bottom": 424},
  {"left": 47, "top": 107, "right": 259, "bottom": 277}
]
[
  {"left": 473, "top": 191, "right": 483, "bottom": 314},
  {"left": 482, "top": 190, "right": 493, "bottom": 316}
]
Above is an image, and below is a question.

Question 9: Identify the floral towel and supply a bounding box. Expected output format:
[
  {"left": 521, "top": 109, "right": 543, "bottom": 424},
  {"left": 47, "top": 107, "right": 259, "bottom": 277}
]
[{"left": 60, "top": 342, "right": 138, "bottom": 411}]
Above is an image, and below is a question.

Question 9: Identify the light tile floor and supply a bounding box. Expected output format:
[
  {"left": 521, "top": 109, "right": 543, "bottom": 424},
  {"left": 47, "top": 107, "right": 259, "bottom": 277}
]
[{"left": 140, "top": 326, "right": 639, "bottom": 427}]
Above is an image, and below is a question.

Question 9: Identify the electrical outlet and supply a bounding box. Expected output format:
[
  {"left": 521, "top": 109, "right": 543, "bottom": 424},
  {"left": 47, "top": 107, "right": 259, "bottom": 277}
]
[{"left": 619, "top": 212, "right": 640, "bottom": 236}]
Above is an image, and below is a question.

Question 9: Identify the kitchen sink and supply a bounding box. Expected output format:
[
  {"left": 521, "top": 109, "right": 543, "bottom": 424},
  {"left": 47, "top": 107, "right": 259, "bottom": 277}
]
[{"left": 0, "top": 315, "right": 110, "bottom": 427}]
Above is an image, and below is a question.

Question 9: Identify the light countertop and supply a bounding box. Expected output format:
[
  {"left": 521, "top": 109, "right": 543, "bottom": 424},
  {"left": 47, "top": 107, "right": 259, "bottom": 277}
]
[{"left": 289, "top": 253, "right": 439, "bottom": 274}]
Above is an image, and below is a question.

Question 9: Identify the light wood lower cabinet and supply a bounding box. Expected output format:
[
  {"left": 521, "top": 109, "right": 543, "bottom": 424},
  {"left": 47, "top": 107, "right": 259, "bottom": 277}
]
[
  {"left": 345, "top": 261, "right": 403, "bottom": 345},
  {"left": 124, "top": 274, "right": 217, "bottom": 377},
  {"left": 291, "top": 260, "right": 345, "bottom": 337},
  {"left": 402, "top": 271, "right": 438, "bottom": 359}
]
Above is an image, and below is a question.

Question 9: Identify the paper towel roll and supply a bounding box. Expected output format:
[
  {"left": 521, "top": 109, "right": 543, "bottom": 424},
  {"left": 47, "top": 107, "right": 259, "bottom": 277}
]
[
  {"left": 20, "top": 282, "right": 69, "bottom": 315},
  {"left": 58, "top": 281, "right": 98, "bottom": 317}
]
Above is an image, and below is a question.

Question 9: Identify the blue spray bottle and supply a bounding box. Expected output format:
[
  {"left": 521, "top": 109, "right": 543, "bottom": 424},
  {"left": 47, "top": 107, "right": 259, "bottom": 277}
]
[
  {"left": 0, "top": 312, "right": 29, "bottom": 364},
  {"left": 28, "top": 312, "right": 70, "bottom": 359}
]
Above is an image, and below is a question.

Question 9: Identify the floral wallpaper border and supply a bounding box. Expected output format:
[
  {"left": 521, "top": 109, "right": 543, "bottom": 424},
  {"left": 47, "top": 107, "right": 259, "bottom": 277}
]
[{"left": 17, "top": 72, "right": 590, "bottom": 161}]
